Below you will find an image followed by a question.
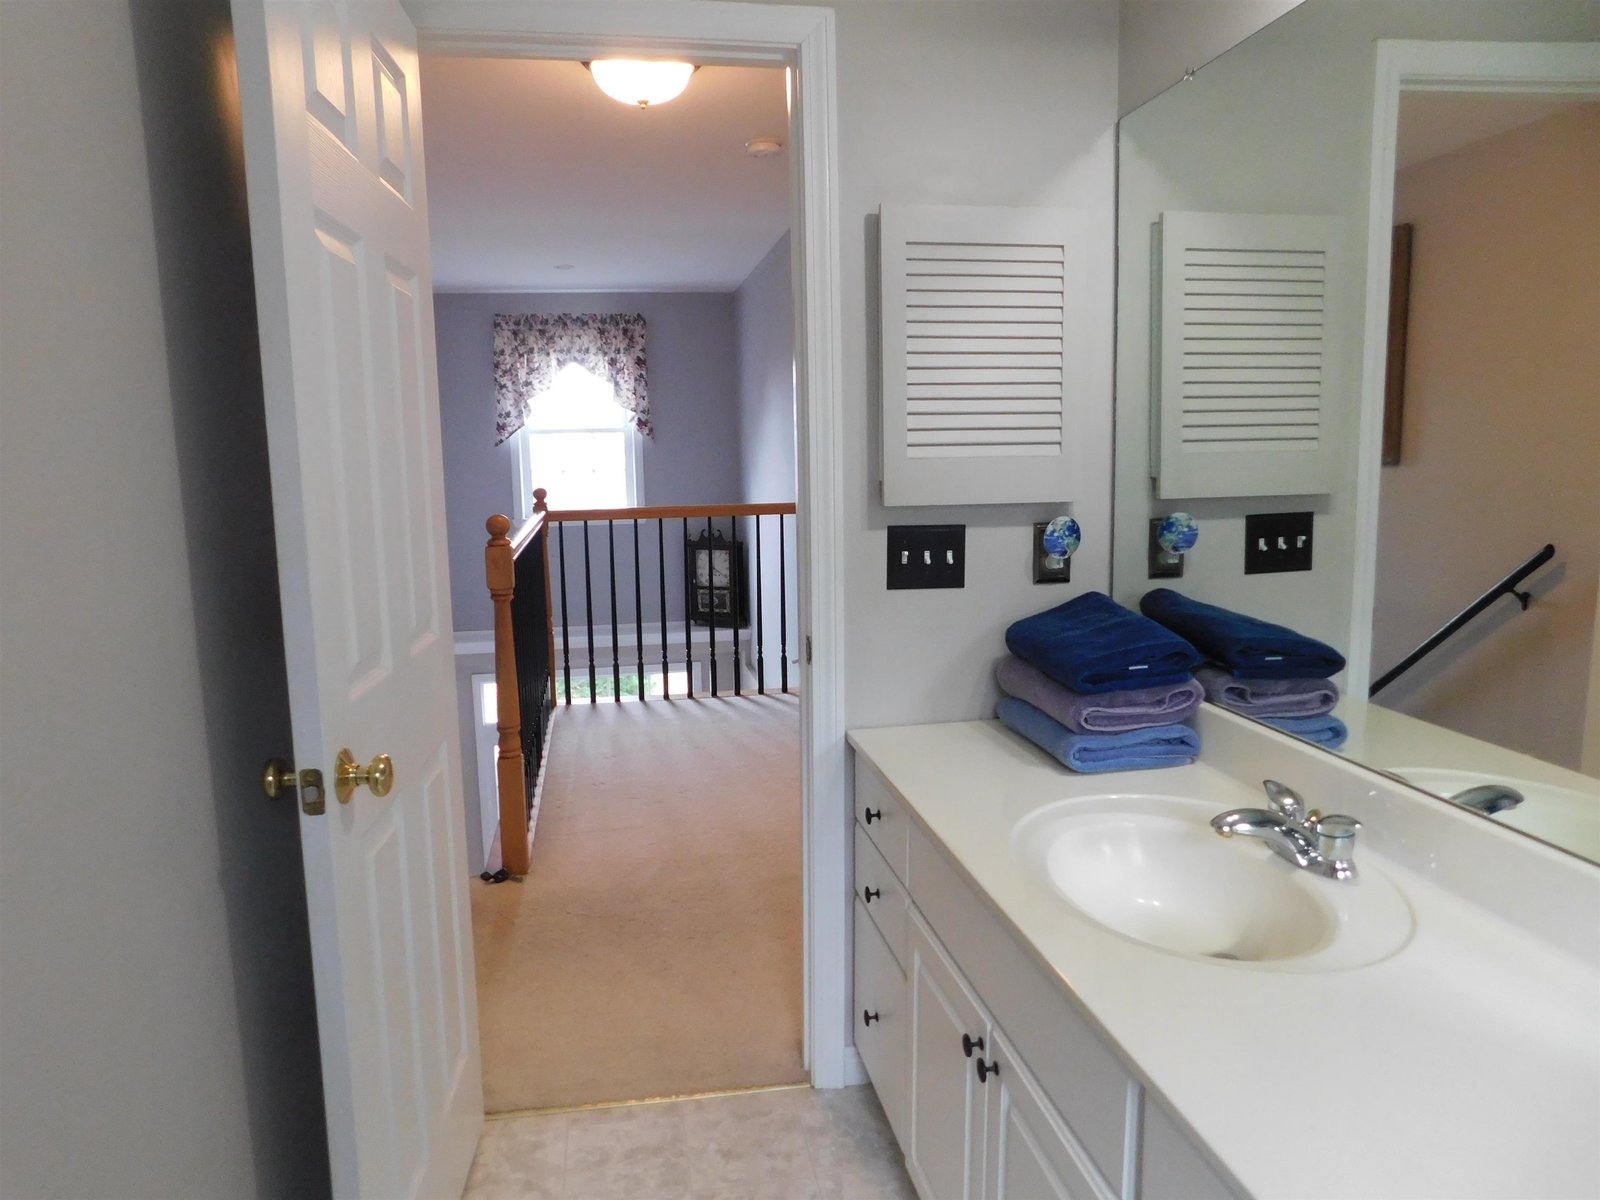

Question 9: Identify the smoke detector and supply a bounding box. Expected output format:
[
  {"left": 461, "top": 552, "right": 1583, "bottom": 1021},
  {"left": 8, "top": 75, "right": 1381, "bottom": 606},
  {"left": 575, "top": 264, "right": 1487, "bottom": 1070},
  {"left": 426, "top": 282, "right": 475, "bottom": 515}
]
[{"left": 745, "top": 136, "right": 784, "bottom": 158}]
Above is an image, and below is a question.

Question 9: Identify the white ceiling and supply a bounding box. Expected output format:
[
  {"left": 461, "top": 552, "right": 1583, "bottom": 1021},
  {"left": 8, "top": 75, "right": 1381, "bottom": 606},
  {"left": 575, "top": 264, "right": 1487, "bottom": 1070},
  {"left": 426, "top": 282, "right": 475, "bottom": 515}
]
[
  {"left": 1396, "top": 92, "right": 1598, "bottom": 170},
  {"left": 420, "top": 57, "right": 791, "bottom": 292}
]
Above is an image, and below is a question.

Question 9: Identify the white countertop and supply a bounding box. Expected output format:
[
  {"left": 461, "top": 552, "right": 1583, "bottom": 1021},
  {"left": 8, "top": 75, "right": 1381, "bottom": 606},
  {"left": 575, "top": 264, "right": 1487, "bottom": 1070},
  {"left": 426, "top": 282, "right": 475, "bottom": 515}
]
[{"left": 848, "top": 716, "right": 1600, "bottom": 1200}]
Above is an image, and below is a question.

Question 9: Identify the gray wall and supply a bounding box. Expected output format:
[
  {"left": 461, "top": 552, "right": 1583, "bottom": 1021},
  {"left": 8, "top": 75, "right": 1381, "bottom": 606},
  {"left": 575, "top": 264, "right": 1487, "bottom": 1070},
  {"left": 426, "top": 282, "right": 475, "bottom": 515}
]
[
  {"left": 1117, "top": 0, "right": 1304, "bottom": 115},
  {"left": 0, "top": 1, "right": 328, "bottom": 1196},
  {"left": 435, "top": 290, "right": 743, "bottom": 632},
  {"left": 735, "top": 232, "right": 799, "bottom": 685},
  {"left": 835, "top": 0, "right": 1119, "bottom": 732}
]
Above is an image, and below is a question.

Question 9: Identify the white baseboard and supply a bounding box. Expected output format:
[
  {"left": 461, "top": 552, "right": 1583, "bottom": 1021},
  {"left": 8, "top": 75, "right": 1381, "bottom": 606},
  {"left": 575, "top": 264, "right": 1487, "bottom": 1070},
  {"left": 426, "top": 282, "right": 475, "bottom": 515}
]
[{"left": 839, "top": 1045, "right": 869, "bottom": 1088}]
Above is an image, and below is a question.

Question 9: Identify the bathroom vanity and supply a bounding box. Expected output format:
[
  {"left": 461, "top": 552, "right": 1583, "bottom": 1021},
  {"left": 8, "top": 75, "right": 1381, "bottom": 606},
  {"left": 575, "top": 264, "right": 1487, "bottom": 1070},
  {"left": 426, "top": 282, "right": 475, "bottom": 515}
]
[{"left": 847, "top": 706, "right": 1600, "bottom": 1200}]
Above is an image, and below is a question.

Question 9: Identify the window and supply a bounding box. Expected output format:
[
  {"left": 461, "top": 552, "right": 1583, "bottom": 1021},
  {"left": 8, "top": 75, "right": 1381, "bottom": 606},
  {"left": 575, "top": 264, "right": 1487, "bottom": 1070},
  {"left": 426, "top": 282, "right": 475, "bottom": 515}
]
[{"left": 515, "top": 362, "right": 640, "bottom": 515}]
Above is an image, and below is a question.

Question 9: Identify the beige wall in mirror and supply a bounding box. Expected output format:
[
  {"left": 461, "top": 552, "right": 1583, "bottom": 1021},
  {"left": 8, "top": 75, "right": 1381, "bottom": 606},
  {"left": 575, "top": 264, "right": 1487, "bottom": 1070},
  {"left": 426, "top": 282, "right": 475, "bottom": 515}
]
[{"left": 1112, "top": 0, "right": 1600, "bottom": 863}]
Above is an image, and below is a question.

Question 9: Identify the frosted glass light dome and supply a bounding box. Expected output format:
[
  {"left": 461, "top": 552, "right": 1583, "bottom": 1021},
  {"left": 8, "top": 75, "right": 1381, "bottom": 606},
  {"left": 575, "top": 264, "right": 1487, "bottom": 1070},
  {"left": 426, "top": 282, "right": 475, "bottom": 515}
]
[{"left": 589, "top": 60, "right": 696, "bottom": 108}]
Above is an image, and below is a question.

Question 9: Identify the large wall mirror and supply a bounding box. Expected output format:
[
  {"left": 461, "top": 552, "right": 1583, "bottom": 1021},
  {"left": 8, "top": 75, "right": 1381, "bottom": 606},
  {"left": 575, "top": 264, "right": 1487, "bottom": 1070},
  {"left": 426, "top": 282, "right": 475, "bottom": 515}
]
[{"left": 1112, "top": 1, "right": 1600, "bottom": 862}]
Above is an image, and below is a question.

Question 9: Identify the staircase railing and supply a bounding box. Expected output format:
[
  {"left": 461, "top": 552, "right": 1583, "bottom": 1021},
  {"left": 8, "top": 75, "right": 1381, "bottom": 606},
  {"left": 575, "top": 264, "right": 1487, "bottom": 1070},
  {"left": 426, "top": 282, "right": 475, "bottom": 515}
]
[
  {"left": 545, "top": 497, "right": 798, "bottom": 703},
  {"left": 1368, "top": 543, "right": 1556, "bottom": 698},
  {"left": 483, "top": 497, "right": 556, "bottom": 876}
]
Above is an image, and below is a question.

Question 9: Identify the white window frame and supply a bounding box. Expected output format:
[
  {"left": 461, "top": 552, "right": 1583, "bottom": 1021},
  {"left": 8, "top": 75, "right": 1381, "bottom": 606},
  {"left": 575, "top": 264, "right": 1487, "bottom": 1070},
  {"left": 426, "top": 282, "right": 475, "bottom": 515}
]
[{"left": 510, "top": 373, "right": 646, "bottom": 520}]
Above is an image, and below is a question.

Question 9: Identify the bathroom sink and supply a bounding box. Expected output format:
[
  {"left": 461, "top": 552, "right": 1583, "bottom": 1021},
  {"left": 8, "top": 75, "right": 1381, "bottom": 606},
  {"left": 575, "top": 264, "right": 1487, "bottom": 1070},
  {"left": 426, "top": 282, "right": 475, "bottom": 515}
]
[
  {"left": 1390, "top": 767, "right": 1600, "bottom": 862},
  {"left": 1012, "top": 794, "right": 1413, "bottom": 971}
]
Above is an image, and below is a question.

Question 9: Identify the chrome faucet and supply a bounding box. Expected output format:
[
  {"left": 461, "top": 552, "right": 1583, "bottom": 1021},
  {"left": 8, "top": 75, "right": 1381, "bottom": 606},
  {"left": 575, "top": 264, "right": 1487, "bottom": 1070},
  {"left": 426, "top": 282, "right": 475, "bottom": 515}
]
[
  {"left": 1449, "top": 784, "right": 1524, "bottom": 816},
  {"left": 1210, "top": 780, "right": 1360, "bottom": 881}
]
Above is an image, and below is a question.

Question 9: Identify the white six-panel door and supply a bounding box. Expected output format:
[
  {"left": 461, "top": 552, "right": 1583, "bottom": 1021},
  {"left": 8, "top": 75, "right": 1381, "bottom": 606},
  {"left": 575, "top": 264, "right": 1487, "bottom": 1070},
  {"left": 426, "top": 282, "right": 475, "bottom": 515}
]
[{"left": 230, "top": 1, "right": 483, "bottom": 1194}]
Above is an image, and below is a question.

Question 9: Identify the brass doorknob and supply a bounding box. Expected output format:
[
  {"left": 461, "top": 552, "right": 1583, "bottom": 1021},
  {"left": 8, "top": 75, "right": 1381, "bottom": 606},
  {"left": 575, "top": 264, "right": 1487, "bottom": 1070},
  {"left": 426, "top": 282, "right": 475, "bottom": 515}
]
[{"left": 335, "top": 748, "right": 396, "bottom": 804}]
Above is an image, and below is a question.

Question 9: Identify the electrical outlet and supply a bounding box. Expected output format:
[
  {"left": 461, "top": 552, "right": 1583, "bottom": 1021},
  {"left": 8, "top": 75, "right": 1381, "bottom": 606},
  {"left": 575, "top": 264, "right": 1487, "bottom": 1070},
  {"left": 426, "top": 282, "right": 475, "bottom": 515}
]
[
  {"left": 887, "top": 525, "right": 965, "bottom": 589},
  {"left": 1245, "top": 512, "right": 1314, "bottom": 574}
]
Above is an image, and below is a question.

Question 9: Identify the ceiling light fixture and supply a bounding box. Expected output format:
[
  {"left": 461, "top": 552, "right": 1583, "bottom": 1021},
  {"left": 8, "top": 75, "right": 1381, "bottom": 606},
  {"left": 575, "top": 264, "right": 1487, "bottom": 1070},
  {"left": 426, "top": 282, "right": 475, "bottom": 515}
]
[
  {"left": 586, "top": 59, "right": 698, "bottom": 109},
  {"left": 745, "top": 136, "right": 784, "bottom": 158}
]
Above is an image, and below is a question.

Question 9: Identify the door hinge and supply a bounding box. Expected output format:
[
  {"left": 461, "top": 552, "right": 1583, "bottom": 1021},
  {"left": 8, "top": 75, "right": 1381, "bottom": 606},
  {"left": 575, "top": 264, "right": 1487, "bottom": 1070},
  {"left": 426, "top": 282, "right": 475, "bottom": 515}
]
[{"left": 805, "top": 635, "right": 813, "bottom": 665}]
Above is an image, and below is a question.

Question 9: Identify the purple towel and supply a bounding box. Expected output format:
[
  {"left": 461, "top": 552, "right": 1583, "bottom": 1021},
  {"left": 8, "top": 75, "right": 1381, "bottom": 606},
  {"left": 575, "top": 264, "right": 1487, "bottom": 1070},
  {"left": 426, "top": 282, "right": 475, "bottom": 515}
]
[
  {"left": 996, "top": 656, "right": 1202, "bottom": 734},
  {"left": 1196, "top": 666, "right": 1338, "bottom": 719}
]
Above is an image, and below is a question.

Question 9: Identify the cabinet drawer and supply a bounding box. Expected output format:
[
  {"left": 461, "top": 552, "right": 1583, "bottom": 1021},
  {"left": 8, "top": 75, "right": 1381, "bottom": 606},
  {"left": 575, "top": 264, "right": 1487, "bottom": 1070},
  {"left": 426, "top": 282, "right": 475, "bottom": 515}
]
[
  {"left": 909, "top": 823, "right": 1130, "bottom": 1192},
  {"left": 855, "top": 757, "right": 910, "bottom": 882},
  {"left": 855, "top": 899, "right": 910, "bottom": 1146},
  {"left": 856, "top": 823, "right": 910, "bottom": 969}
]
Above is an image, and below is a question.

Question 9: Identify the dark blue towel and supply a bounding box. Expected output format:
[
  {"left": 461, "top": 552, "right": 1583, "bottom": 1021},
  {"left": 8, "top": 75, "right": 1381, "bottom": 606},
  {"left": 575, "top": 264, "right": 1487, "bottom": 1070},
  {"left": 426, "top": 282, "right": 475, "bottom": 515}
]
[
  {"left": 1004, "top": 592, "right": 1202, "bottom": 695},
  {"left": 997, "top": 698, "right": 1201, "bottom": 773},
  {"left": 1139, "top": 588, "right": 1346, "bottom": 680},
  {"left": 1263, "top": 715, "right": 1349, "bottom": 750}
]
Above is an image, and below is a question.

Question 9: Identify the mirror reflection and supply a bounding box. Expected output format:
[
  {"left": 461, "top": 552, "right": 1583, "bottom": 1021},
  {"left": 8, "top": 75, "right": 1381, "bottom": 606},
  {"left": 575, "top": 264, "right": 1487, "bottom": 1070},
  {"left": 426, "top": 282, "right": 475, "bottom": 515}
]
[{"left": 1111, "top": 0, "right": 1600, "bottom": 862}]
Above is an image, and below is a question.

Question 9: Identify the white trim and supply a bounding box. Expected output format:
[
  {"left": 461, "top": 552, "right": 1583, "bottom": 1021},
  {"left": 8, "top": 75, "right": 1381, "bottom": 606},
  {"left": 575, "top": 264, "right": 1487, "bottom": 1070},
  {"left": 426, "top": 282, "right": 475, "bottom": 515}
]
[
  {"left": 1348, "top": 40, "right": 1600, "bottom": 698},
  {"left": 407, "top": 0, "right": 850, "bottom": 1089}
]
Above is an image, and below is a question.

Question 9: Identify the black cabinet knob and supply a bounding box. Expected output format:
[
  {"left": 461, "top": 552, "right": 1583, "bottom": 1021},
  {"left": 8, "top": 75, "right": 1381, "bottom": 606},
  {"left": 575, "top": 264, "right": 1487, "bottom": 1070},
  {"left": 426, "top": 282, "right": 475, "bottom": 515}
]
[
  {"left": 962, "top": 1033, "right": 984, "bottom": 1059},
  {"left": 975, "top": 1058, "right": 999, "bottom": 1083},
  {"left": 863, "top": 886, "right": 881, "bottom": 903},
  {"left": 863, "top": 1009, "right": 880, "bottom": 1026},
  {"left": 865, "top": 808, "right": 882, "bottom": 824}
]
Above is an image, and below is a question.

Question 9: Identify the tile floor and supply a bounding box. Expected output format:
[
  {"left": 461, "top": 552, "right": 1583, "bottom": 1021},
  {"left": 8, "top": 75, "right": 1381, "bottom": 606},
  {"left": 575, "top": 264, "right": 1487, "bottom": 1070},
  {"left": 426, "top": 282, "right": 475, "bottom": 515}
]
[{"left": 464, "top": 1084, "right": 917, "bottom": 1200}]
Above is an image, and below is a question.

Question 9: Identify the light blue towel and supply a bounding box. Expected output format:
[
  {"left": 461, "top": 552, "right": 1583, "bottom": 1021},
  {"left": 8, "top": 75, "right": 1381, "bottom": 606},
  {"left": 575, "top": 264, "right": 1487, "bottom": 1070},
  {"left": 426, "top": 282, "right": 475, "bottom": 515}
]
[
  {"left": 1263, "top": 714, "right": 1349, "bottom": 750},
  {"left": 997, "top": 697, "right": 1200, "bottom": 773}
]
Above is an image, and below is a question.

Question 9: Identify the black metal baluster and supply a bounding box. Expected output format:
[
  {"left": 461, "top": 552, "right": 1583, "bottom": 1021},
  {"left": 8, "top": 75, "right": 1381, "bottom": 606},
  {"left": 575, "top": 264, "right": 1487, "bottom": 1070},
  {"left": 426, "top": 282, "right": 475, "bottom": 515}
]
[
  {"left": 779, "top": 512, "right": 790, "bottom": 694},
  {"left": 608, "top": 518, "right": 620, "bottom": 703},
  {"left": 683, "top": 518, "right": 694, "bottom": 699},
  {"left": 656, "top": 518, "right": 668, "bottom": 704},
  {"left": 583, "top": 520, "right": 596, "bottom": 703},
  {"left": 706, "top": 515, "right": 718, "bottom": 697},
  {"left": 632, "top": 519, "right": 644, "bottom": 701},
  {"left": 558, "top": 521, "right": 571, "bottom": 705},
  {"left": 658, "top": 519, "right": 669, "bottom": 699},
  {"left": 731, "top": 516, "right": 742, "bottom": 696},
  {"left": 754, "top": 515, "right": 766, "bottom": 695}
]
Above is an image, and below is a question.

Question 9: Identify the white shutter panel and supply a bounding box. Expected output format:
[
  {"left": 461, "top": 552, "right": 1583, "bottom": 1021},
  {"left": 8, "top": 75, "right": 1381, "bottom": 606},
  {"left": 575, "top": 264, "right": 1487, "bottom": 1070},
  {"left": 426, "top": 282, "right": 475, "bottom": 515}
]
[
  {"left": 1154, "top": 211, "right": 1345, "bottom": 498},
  {"left": 880, "top": 204, "right": 1087, "bottom": 506}
]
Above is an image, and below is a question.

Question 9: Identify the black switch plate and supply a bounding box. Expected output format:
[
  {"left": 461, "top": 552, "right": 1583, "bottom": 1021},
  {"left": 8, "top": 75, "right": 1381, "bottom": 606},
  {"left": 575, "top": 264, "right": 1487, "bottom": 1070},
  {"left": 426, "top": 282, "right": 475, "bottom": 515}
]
[
  {"left": 1245, "top": 512, "right": 1314, "bottom": 574},
  {"left": 887, "top": 525, "right": 965, "bottom": 589}
]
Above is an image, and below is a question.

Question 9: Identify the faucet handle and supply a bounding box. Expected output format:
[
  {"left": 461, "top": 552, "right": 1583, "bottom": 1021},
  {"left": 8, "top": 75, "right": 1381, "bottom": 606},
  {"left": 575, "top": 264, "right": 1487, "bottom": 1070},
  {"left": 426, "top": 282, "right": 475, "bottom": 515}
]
[
  {"left": 1312, "top": 814, "right": 1360, "bottom": 874},
  {"left": 1262, "top": 780, "right": 1307, "bottom": 824}
]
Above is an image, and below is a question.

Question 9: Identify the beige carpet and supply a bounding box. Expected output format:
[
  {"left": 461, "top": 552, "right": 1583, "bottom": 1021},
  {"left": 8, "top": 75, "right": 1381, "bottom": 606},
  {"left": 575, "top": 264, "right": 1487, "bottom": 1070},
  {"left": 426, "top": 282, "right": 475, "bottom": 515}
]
[{"left": 472, "top": 692, "right": 806, "bottom": 1113}]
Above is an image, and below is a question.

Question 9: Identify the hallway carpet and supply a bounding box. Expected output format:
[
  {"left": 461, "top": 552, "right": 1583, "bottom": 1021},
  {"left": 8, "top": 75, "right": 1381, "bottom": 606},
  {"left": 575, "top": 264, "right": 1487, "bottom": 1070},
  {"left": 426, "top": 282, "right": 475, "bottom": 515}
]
[{"left": 472, "top": 692, "right": 806, "bottom": 1113}]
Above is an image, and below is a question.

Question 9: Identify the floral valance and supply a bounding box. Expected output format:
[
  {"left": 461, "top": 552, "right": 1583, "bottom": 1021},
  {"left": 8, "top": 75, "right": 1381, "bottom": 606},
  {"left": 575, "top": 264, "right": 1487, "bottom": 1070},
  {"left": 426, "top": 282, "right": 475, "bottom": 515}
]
[{"left": 492, "top": 312, "right": 650, "bottom": 445}]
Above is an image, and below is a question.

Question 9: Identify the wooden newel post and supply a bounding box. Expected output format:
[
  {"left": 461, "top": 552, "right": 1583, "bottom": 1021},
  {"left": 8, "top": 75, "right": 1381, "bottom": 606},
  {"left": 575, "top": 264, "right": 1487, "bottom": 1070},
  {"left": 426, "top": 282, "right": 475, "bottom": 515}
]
[
  {"left": 486, "top": 513, "right": 530, "bottom": 876},
  {"left": 535, "top": 488, "right": 557, "bottom": 707}
]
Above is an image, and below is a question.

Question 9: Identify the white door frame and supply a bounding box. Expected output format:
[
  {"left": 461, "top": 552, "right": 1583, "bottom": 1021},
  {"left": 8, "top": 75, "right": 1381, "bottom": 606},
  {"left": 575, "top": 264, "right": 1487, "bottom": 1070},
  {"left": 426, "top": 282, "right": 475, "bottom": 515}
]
[
  {"left": 1346, "top": 40, "right": 1600, "bottom": 698},
  {"left": 403, "top": 0, "right": 855, "bottom": 1087}
]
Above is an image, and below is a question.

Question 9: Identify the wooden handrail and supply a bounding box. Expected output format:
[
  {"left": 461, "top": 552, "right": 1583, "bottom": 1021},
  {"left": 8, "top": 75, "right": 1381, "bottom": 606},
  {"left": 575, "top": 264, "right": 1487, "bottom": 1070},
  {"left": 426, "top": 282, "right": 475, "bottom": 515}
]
[
  {"left": 484, "top": 512, "right": 530, "bottom": 876},
  {"left": 546, "top": 500, "right": 797, "bottom": 523}
]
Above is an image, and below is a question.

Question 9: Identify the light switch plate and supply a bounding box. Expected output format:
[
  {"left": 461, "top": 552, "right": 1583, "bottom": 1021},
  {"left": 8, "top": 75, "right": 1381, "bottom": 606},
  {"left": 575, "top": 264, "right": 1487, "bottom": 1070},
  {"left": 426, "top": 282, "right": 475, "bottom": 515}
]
[
  {"left": 887, "top": 525, "right": 965, "bottom": 589},
  {"left": 1244, "top": 512, "right": 1314, "bottom": 574}
]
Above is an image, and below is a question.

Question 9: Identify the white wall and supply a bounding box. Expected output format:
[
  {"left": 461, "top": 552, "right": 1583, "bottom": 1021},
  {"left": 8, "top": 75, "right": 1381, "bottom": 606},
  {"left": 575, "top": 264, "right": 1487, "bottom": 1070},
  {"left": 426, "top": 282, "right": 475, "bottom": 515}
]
[
  {"left": 835, "top": 0, "right": 1119, "bottom": 731},
  {"left": 1111, "top": 0, "right": 1600, "bottom": 674},
  {"left": 1373, "top": 105, "right": 1600, "bottom": 770},
  {"left": 735, "top": 231, "right": 800, "bottom": 689},
  {"left": 1117, "top": 0, "right": 1304, "bottom": 115},
  {"left": 0, "top": 1, "right": 328, "bottom": 1195}
]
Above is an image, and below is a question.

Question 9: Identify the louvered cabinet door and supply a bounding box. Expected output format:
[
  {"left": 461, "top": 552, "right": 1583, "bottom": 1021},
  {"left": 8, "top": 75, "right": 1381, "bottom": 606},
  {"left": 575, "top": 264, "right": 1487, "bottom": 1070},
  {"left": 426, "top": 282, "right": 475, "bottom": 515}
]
[
  {"left": 880, "top": 204, "right": 1089, "bottom": 506},
  {"left": 1153, "top": 211, "right": 1345, "bottom": 499}
]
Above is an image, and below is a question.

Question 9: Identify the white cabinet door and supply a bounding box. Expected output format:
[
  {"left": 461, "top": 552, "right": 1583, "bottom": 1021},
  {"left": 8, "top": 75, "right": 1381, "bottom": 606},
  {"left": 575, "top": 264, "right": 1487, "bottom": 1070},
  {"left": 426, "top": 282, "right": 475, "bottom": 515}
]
[
  {"left": 855, "top": 900, "right": 911, "bottom": 1145},
  {"left": 908, "top": 912, "right": 990, "bottom": 1200},
  {"left": 983, "top": 1030, "right": 1115, "bottom": 1200}
]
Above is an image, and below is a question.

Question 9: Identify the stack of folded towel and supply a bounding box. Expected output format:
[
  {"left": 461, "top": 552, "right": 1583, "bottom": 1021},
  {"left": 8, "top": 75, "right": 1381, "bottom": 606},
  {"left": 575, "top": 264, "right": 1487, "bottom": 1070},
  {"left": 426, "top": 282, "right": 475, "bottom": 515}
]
[
  {"left": 1139, "top": 588, "right": 1349, "bottom": 749},
  {"left": 996, "top": 592, "right": 1204, "bottom": 772}
]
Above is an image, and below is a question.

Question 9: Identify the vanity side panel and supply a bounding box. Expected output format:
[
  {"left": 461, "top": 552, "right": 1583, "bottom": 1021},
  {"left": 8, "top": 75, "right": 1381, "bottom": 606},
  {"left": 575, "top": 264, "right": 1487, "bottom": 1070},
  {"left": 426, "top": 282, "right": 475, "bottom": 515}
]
[
  {"left": 908, "top": 823, "right": 1129, "bottom": 1190},
  {"left": 1141, "top": 1096, "right": 1245, "bottom": 1200}
]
